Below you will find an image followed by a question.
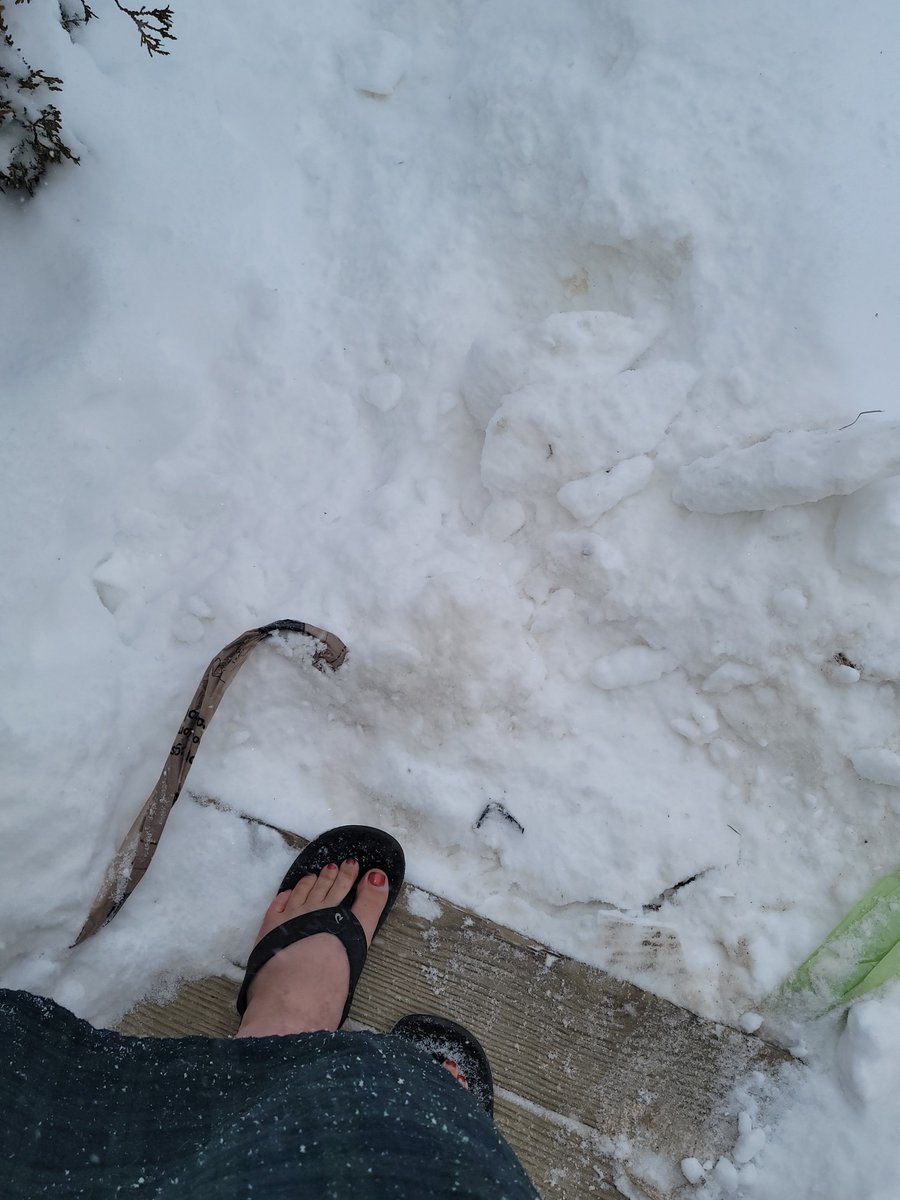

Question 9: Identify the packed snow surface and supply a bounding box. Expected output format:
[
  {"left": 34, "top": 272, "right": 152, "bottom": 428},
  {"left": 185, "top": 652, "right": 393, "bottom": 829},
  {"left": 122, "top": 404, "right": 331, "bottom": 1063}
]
[{"left": 3, "top": 1, "right": 900, "bottom": 1197}]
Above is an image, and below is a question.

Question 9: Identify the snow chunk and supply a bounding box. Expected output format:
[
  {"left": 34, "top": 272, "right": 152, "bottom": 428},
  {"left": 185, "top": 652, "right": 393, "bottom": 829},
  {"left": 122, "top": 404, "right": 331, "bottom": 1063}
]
[
  {"left": 849, "top": 747, "right": 900, "bottom": 787},
  {"left": 680, "top": 1157, "right": 704, "bottom": 1184},
  {"left": 671, "top": 699, "right": 719, "bottom": 743},
  {"left": 363, "top": 372, "right": 403, "bottom": 412},
  {"left": 406, "top": 887, "right": 443, "bottom": 921},
  {"left": 589, "top": 646, "right": 678, "bottom": 690},
  {"left": 733, "top": 1113, "right": 766, "bottom": 1165},
  {"left": 462, "top": 310, "right": 658, "bottom": 431},
  {"left": 734, "top": 1129, "right": 766, "bottom": 1165},
  {"left": 186, "top": 595, "right": 213, "bottom": 620},
  {"left": 771, "top": 586, "right": 808, "bottom": 623},
  {"left": 834, "top": 476, "right": 900, "bottom": 577},
  {"left": 838, "top": 986, "right": 900, "bottom": 1104},
  {"left": 709, "top": 739, "right": 741, "bottom": 765},
  {"left": 172, "top": 614, "right": 205, "bottom": 644},
  {"left": 702, "top": 661, "right": 763, "bottom": 693},
  {"left": 673, "top": 423, "right": 900, "bottom": 513},
  {"left": 481, "top": 362, "right": 696, "bottom": 497},
  {"left": 739, "top": 1010, "right": 764, "bottom": 1033},
  {"left": 481, "top": 498, "right": 527, "bottom": 541},
  {"left": 713, "top": 1157, "right": 740, "bottom": 1193},
  {"left": 340, "top": 31, "right": 411, "bottom": 97},
  {"left": 826, "top": 662, "right": 860, "bottom": 684},
  {"left": 557, "top": 456, "right": 653, "bottom": 523}
]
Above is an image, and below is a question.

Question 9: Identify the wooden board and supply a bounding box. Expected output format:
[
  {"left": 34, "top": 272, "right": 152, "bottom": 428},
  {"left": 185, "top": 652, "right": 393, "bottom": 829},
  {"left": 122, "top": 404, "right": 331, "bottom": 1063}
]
[{"left": 117, "top": 810, "right": 791, "bottom": 1199}]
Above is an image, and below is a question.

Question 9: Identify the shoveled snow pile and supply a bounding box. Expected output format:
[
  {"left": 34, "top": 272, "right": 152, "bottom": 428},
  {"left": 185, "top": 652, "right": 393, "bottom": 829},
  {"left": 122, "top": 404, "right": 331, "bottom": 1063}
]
[
  {"left": 673, "top": 423, "right": 900, "bottom": 514},
  {"left": 3, "top": 1, "right": 900, "bottom": 1197}
]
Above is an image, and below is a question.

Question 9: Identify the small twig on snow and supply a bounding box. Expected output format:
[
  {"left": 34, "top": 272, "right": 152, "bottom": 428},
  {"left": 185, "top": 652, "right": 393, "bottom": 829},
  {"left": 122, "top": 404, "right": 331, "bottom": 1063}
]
[
  {"left": 474, "top": 802, "right": 525, "bottom": 834},
  {"left": 839, "top": 410, "right": 883, "bottom": 431}
]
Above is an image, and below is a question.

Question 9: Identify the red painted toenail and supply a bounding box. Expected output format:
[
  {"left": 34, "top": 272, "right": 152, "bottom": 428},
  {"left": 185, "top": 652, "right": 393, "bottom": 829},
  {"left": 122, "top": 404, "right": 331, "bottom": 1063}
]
[
  {"left": 345, "top": 857, "right": 357, "bottom": 866},
  {"left": 369, "top": 870, "right": 386, "bottom": 887},
  {"left": 325, "top": 863, "right": 338, "bottom": 871}
]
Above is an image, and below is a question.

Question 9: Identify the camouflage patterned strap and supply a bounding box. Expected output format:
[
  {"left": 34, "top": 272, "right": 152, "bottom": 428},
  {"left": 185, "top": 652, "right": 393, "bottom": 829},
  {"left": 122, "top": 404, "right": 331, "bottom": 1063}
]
[{"left": 73, "top": 619, "right": 347, "bottom": 946}]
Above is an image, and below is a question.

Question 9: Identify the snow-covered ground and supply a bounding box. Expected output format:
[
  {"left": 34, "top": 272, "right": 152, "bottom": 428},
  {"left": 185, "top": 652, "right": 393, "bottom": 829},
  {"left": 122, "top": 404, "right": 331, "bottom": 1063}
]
[{"left": 3, "top": 1, "right": 900, "bottom": 1195}]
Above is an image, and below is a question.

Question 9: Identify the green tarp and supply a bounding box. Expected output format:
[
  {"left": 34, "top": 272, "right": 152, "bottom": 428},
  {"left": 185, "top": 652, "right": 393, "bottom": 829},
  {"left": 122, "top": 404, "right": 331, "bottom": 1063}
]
[{"left": 773, "top": 867, "right": 900, "bottom": 1014}]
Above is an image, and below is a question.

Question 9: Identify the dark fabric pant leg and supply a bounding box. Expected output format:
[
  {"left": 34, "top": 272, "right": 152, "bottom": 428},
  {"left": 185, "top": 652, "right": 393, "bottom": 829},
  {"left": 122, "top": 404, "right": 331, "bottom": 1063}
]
[{"left": 0, "top": 989, "right": 539, "bottom": 1199}]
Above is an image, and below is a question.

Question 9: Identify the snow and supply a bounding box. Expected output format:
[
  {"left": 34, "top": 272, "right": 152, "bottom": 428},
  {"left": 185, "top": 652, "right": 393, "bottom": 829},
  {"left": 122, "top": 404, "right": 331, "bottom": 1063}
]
[
  {"left": 702, "top": 664, "right": 764, "bottom": 695},
  {"left": 738, "top": 1012, "right": 764, "bottom": 1035},
  {"left": 836, "top": 983, "right": 900, "bottom": 1105},
  {"left": 405, "top": 887, "right": 442, "bottom": 922},
  {"left": 681, "top": 1158, "right": 705, "bottom": 1185},
  {"left": 709, "top": 988, "right": 900, "bottom": 1200},
  {"left": 3, "top": 0, "right": 900, "bottom": 1197},
  {"left": 589, "top": 646, "right": 677, "bottom": 691},
  {"left": 848, "top": 748, "right": 900, "bottom": 789},
  {"left": 339, "top": 30, "right": 412, "bottom": 97},
  {"left": 480, "top": 359, "right": 695, "bottom": 497},
  {"left": 712, "top": 1157, "right": 740, "bottom": 1193},
  {"left": 673, "top": 423, "right": 900, "bottom": 515},
  {"left": 557, "top": 455, "right": 654, "bottom": 523},
  {"left": 834, "top": 476, "right": 900, "bottom": 576},
  {"left": 461, "top": 311, "right": 659, "bottom": 433},
  {"left": 362, "top": 372, "right": 404, "bottom": 413}
]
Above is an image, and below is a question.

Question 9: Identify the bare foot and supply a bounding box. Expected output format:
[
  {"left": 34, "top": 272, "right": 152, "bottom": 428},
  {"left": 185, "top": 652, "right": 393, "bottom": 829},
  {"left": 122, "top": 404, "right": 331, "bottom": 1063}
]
[{"left": 236, "top": 858, "right": 389, "bottom": 1038}]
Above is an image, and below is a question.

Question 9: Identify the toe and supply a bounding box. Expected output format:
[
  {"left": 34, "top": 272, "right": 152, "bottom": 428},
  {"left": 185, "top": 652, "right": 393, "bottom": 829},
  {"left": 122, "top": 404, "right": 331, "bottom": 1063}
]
[
  {"left": 442, "top": 1060, "right": 469, "bottom": 1088},
  {"left": 282, "top": 872, "right": 317, "bottom": 916},
  {"left": 326, "top": 857, "right": 360, "bottom": 908},
  {"left": 350, "top": 869, "right": 390, "bottom": 945},
  {"left": 255, "top": 888, "right": 293, "bottom": 938},
  {"left": 302, "top": 862, "right": 339, "bottom": 908},
  {"left": 271, "top": 888, "right": 293, "bottom": 916}
]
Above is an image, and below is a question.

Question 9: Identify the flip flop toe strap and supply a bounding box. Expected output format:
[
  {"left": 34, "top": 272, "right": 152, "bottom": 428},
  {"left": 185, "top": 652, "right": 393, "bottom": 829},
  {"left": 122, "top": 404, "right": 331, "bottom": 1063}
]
[{"left": 236, "top": 906, "right": 368, "bottom": 1023}]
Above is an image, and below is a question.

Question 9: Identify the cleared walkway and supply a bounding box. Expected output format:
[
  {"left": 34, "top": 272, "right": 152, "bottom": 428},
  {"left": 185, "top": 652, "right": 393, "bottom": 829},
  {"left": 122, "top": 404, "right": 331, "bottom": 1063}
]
[{"left": 117, "top": 811, "right": 791, "bottom": 1199}]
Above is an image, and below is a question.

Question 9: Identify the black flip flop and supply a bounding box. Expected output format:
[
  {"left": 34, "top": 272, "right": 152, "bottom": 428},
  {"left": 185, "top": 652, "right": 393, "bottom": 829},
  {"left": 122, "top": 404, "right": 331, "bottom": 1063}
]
[
  {"left": 236, "top": 825, "right": 405, "bottom": 1026},
  {"left": 391, "top": 1013, "right": 495, "bottom": 1116}
]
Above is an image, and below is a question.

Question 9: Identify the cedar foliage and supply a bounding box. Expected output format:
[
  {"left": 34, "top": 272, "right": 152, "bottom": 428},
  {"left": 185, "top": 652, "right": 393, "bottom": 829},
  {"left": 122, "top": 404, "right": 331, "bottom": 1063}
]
[{"left": 0, "top": 0, "right": 174, "bottom": 195}]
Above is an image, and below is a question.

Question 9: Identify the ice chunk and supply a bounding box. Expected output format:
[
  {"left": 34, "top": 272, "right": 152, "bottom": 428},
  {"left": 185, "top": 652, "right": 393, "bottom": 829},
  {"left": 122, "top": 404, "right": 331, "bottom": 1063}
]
[
  {"left": 739, "top": 1011, "right": 764, "bottom": 1033},
  {"left": 557, "top": 455, "right": 653, "bottom": 522},
  {"left": 673, "top": 422, "right": 900, "bottom": 513}
]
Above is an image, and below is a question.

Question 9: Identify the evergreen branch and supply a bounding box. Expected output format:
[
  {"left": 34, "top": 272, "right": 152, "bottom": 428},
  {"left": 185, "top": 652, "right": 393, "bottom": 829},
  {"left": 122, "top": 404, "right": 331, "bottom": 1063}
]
[{"left": 112, "top": 1, "right": 174, "bottom": 56}]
